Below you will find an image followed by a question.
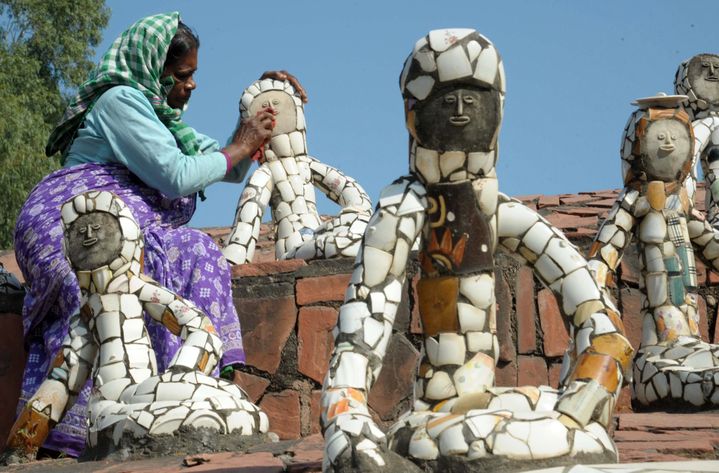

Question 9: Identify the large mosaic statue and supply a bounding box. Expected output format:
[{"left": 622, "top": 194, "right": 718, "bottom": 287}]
[
  {"left": 676, "top": 54, "right": 719, "bottom": 227},
  {"left": 320, "top": 29, "right": 633, "bottom": 473},
  {"left": 222, "top": 79, "right": 373, "bottom": 264},
  {"left": 4, "top": 191, "right": 268, "bottom": 461},
  {"left": 588, "top": 94, "right": 719, "bottom": 408}
]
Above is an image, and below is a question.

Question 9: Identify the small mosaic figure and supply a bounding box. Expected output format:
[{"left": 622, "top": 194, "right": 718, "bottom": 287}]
[
  {"left": 320, "top": 29, "right": 633, "bottom": 473},
  {"left": 589, "top": 94, "right": 719, "bottom": 409},
  {"left": 222, "top": 79, "right": 373, "bottom": 264},
  {"left": 675, "top": 54, "right": 719, "bottom": 227},
  {"left": 4, "top": 191, "right": 267, "bottom": 461}
]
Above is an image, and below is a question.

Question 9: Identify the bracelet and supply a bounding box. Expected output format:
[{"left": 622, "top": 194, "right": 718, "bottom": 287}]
[{"left": 220, "top": 149, "right": 232, "bottom": 174}]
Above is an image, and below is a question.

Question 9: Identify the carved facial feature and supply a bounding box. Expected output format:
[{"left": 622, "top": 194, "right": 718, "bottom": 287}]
[
  {"left": 248, "top": 90, "right": 297, "bottom": 136},
  {"left": 67, "top": 212, "right": 123, "bottom": 271},
  {"left": 688, "top": 54, "right": 719, "bottom": 105},
  {"left": 640, "top": 118, "right": 692, "bottom": 182},
  {"left": 414, "top": 87, "right": 499, "bottom": 152}
]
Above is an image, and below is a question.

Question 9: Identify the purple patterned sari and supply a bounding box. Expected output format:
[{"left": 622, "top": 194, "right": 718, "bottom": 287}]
[{"left": 14, "top": 163, "right": 244, "bottom": 456}]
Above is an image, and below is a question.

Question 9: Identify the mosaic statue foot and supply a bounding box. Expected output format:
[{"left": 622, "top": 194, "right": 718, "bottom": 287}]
[{"left": 633, "top": 337, "right": 719, "bottom": 408}]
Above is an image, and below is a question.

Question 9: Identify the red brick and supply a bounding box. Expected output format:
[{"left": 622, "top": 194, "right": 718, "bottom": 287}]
[
  {"left": 309, "top": 390, "right": 322, "bottom": 434},
  {"left": 559, "top": 207, "right": 610, "bottom": 217},
  {"left": 559, "top": 194, "right": 595, "bottom": 205},
  {"left": 537, "top": 289, "right": 569, "bottom": 357},
  {"left": 237, "top": 296, "right": 297, "bottom": 374},
  {"left": 537, "top": 195, "right": 559, "bottom": 208},
  {"left": 616, "top": 385, "right": 633, "bottom": 413},
  {"left": 714, "top": 305, "right": 719, "bottom": 343},
  {"left": 368, "top": 334, "right": 420, "bottom": 420},
  {"left": 592, "top": 198, "right": 620, "bottom": 208},
  {"left": 544, "top": 213, "right": 597, "bottom": 230},
  {"left": 0, "top": 313, "right": 25, "bottom": 446},
  {"left": 517, "top": 356, "right": 548, "bottom": 386},
  {"left": 296, "top": 273, "right": 351, "bottom": 306},
  {"left": 710, "top": 269, "right": 719, "bottom": 285},
  {"left": 695, "top": 259, "right": 707, "bottom": 285},
  {"left": 548, "top": 362, "right": 563, "bottom": 389},
  {"left": 620, "top": 258, "right": 640, "bottom": 285},
  {"left": 232, "top": 371, "right": 270, "bottom": 403},
  {"left": 619, "top": 288, "right": 643, "bottom": 350},
  {"left": 495, "top": 360, "right": 517, "bottom": 387},
  {"left": 495, "top": 272, "right": 515, "bottom": 363},
  {"left": 515, "top": 267, "right": 536, "bottom": 354},
  {"left": 618, "top": 412, "right": 719, "bottom": 430},
  {"left": 260, "top": 390, "right": 301, "bottom": 439},
  {"left": 297, "top": 306, "right": 339, "bottom": 383},
  {"left": 698, "top": 295, "right": 709, "bottom": 342},
  {"left": 232, "top": 259, "right": 306, "bottom": 278}
]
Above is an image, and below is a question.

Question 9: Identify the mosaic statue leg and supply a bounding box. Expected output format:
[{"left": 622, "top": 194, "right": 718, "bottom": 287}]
[{"left": 223, "top": 164, "right": 273, "bottom": 265}]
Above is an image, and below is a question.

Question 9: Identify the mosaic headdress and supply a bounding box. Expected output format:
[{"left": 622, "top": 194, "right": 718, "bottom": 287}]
[
  {"left": 61, "top": 191, "right": 144, "bottom": 292},
  {"left": 620, "top": 94, "right": 694, "bottom": 186}
]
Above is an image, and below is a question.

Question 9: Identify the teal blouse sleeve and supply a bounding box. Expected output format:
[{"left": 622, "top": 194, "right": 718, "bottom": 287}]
[{"left": 65, "top": 86, "right": 227, "bottom": 198}]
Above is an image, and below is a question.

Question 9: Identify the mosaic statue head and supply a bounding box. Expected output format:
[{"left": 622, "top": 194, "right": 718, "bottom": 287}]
[
  {"left": 60, "top": 191, "right": 144, "bottom": 281},
  {"left": 675, "top": 53, "right": 719, "bottom": 119},
  {"left": 239, "top": 79, "right": 307, "bottom": 159},
  {"left": 399, "top": 29, "right": 505, "bottom": 184},
  {"left": 620, "top": 94, "right": 694, "bottom": 185}
]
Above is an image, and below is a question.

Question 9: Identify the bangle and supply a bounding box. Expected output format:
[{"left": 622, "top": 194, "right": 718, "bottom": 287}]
[{"left": 220, "top": 149, "right": 232, "bottom": 174}]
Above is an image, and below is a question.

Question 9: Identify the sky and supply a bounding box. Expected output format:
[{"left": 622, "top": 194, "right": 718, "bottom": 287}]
[{"left": 97, "top": 0, "right": 719, "bottom": 229}]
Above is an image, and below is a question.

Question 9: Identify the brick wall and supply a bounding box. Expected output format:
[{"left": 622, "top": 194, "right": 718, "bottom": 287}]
[
  {"left": 3, "top": 187, "right": 719, "bottom": 442},
  {"left": 224, "top": 186, "right": 719, "bottom": 439}
]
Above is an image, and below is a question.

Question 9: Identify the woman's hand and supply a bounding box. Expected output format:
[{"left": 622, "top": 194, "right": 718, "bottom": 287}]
[
  {"left": 223, "top": 108, "right": 275, "bottom": 166},
  {"left": 260, "top": 70, "right": 308, "bottom": 103}
]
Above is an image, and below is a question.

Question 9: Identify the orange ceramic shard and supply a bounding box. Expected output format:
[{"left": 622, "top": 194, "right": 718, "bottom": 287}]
[
  {"left": 589, "top": 333, "right": 633, "bottom": 373},
  {"left": 417, "top": 276, "right": 459, "bottom": 336},
  {"left": 426, "top": 413, "right": 461, "bottom": 431},
  {"left": 162, "top": 309, "right": 181, "bottom": 335},
  {"left": 604, "top": 309, "right": 626, "bottom": 336},
  {"left": 197, "top": 352, "right": 210, "bottom": 372},
  {"left": 6, "top": 406, "right": 53, "bottom": 453},
  {"left": 588, "top": 241, "right": 602, "bottom": 258},
  {"left": 572, "top": 351, "right": 620, "bottom": 393},
  {"left": 347, "top": 388, "right": 366, "bottom": 404},
  {"left": 327, "top": 398, "right": 351, "bottom": 420},
  {"left": 646, "top": 181, "right": 666, "bottom": 211},
  {"left": 51, "top": 351, "right": 65, "bottom": 369},
  {"left": 80, "top": 303, "right": 93, "bottom": 322}
]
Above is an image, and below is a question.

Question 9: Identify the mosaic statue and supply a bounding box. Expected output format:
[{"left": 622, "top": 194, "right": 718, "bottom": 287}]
[
  {"left": 222, "top": 79, "right": 373, "bottom": 264},
  {"left": 676, "top": 54, "right": 719, "bottom": 227},
  {"left": 4, "top": 191, "right": 268, "bottom": 461},
  {"left": 320, "top": 29, "right": 633, "bottom": 473},
  {"left": 589, "top": 94, "right": 719, "bottom": 409}
]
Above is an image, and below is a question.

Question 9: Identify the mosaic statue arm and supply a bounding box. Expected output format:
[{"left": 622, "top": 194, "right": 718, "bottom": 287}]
[
  {"left": 308, "top": 157, "right": 373, "bottom": 212},
  {"left": 687, "top": 206, "right": 719, "bottom": 272},
  {"left": 222, "top": 164, "right": 274, "bottom": 265},
  {"left": 321, "top": 176, "right": 427, "bottom": 471},
  {"left": 586, "top": 190, "right": 638, "bottom": 289},
  {"left": 496, "top": 194, "right": 633, "bottom": 429},
  {"left": 4, "top": 310, "right": 96, "bottom": 460},
  {"left": 701, "top": 134, "right": 719, "bottom": 227},
  {"left": 136, "top": 275, "right": 223, "bottom": 375}
]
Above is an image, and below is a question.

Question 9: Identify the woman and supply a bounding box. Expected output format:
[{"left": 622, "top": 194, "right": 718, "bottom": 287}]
[{"left": 13, "top": 11, "right": 305, "bottom": 456}]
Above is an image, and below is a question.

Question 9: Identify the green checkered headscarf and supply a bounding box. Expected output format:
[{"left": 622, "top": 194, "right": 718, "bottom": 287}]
[{"left": 46, "top": 11, "right": 200, "bottom": 160}]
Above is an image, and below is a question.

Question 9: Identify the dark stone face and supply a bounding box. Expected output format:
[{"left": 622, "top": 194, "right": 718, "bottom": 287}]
[
  {"left": 414, "top": 87, "right": 499, "bottom": 152},
  {"left": 67, "top": 212, "right": 123, "bottom": 271},
  {"left": 688, "top": 54, "right": 719, "bottom": 106}
]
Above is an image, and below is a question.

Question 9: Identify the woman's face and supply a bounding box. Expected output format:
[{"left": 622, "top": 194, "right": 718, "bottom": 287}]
[{"left": 163, "top": 48, "right": 198, "bottom": 109}]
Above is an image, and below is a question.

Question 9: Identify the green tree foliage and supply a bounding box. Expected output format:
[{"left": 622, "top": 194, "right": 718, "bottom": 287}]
[{"left": 0, "top": 0, "right": 109, "bottom": 249}]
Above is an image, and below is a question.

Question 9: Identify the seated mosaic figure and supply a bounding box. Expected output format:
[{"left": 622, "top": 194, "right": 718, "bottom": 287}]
[
  {"left": 4, "top": 191, "right": 268, "bottom": 461},
  {"left": 588, "top": 94, "right": 719, "bottom": 408},
  {"left": 222, "top": 79, "right": 373, "bottom": 264},
  {"left": 676, "top": 54, "right": 719, "bottom": 227},
  {"left": 320, "top": 29, "right": 633, "bottom": 473}
]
